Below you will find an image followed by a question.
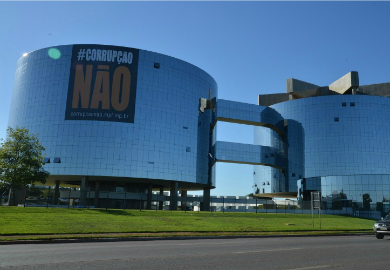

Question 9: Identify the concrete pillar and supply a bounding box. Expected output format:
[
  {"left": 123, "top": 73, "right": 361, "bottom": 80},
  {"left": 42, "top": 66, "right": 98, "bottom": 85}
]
[
  {"left": 69, "top": 187, "right": 76, "bottom": 206},
  {"left": 79, "top": 176, "right": 88, "bottom": 207},
  {"left": 146, "top": 184, "right": 153, "bottom": 210},
  {"left": 202, "top": 187, "right": 211, "bottom": 211},
  {"left": 181, "top": 190, "right": 187, "bottom": 210},
  {"left": 159, "top": 187, "right": 164, "bottom": 210},
  {"left": 53, "top": 180, "right": 60, "bottom": 205},
  {"left": 94, "top": 181, "right": 100, "bottom": 208},
  {"left": 169, "top": 181, "right": 178, "bottom": 211}
]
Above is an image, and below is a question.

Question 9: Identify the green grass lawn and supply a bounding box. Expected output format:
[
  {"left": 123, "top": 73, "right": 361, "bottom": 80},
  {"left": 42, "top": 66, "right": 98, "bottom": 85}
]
[{"left": 0, "top": 207, "right": 375, "bottom": 240}]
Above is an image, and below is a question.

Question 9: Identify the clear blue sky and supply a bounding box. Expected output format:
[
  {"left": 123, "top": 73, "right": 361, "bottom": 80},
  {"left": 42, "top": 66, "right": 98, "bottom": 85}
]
[{"left": 1, "top": 2, "right": 390, "bottom": 196}]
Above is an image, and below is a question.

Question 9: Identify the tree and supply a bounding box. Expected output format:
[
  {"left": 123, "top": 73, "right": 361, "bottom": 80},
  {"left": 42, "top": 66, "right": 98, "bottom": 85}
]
[
  {"left": 27, "top": 185, "right": 44, "bottom": 198},
  {"left": 0, "top": 127, "right": 50, "bottom": 206},
  {"left": 246, "top": 193, "right": 255, "bottom": 198},
  {"left": 362, "top": 193, "right": 372, "bottom": 211}
]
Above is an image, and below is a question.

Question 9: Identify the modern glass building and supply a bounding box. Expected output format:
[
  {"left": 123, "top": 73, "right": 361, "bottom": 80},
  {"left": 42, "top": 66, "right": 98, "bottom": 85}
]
[
  {"left": 8, "top": 44, "right": 390, "bottom": 212},
  {"left": 252, "top": 72, "right": 390, "bottom": 212},
  {"left": 8, "top": 44, "right": 217, "bottom": 209}
]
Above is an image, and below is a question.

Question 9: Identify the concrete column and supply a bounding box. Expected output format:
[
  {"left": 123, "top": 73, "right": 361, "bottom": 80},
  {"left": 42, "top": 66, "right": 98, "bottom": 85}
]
[
  {"left": 159, "top": 187, "right": 164, "bottom": 210},
  {"left": 181, "top": 190, "right": 187, "bottom": 210},
  {"left": 79, "top": 176, "right": 88, "bottom": 207},
  {"left": 202, "top": 187, "right": 211, "bottom": 211},
  {"left": 94, "top": 181, "right": 100, "bottom": 208},
  {"left": 53, "top": 180, "right": 60, "bottom": 205},
  {"left": 69, "top": 187, "right": 76, "bottom": 206},
  {"left": 169, "top": 181, "right": 178, "bottom": 211},
  {"left": 146, "top": 184, "right": 153, "bottom": 210}
]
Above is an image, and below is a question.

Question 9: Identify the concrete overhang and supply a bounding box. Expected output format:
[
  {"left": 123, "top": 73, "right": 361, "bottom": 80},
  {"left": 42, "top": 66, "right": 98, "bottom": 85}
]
[
  {"left": 328, "top": 71, "right": 359, "bottom": 94},
  {"left": 286, "top": 78, "right": 320, "bottom": 94}
]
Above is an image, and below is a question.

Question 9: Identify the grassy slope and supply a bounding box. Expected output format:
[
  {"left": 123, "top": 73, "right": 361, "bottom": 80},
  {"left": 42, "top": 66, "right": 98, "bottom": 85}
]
[{"left": 0, "top": 207, "right": 374, "bottom": 237}]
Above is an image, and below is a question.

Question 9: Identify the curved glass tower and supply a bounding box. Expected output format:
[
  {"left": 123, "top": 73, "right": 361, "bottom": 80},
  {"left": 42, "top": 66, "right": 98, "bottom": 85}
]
[
  {"left": 9, "top": 46, "right": 390, "bottom": 212},
  {"left": 8, "top": 44, "right": 217, "bottom": 209},
  {"left": 253, "top": 72, "right": 390, "bottom": 211}
]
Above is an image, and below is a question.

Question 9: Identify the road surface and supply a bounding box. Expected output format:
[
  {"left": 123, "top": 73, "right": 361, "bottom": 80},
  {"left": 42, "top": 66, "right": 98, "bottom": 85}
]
[{"left": 0, "top": 235, "right": 388, "bottom": 269}]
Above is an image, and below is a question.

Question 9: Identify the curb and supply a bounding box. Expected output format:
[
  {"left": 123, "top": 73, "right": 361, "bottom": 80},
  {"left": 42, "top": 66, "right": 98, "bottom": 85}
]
[{"left": 0, "top": 233, "right": 373, "bottom": 245}]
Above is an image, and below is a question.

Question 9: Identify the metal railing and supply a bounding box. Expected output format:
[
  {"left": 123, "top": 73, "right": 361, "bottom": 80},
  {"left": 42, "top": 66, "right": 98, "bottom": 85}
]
[{"left": 1, "top": 186, "right": 385, "bottom": 219}]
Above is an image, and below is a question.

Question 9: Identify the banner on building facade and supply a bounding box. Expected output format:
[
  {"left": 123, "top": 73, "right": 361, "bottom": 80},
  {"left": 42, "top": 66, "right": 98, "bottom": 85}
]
[{"left": 65, "top": 44, "right": 139, "bottom": 123}]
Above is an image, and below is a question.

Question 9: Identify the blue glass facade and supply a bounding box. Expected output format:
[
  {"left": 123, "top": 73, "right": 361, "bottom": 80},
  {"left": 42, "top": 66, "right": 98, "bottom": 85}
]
[
  {"left": 272, "top": 96, "right": 390, "bottom": 179},
  {"left": 215, "top": 99, "right": 285, "bottom": 135},
  {"left": 253, "top": 126, "right": 286, "bottom": 194},
  {"left": 8, "top": 45, "right": 217, "bottom": 195},
  {"left": 252, "top": 88, "right": 390, "bottom": 211},
  {"left": 8, "top": 46, "right": 390, "bottom": 212},
  {"left": 214, "top": 141, "right": 286, "bottom": 171},
  {"left": 212, "top": 99, "right": 287, "bottom": 195},
  {"left": 271, "top": 95, "right": 390, "bottom": 209}
]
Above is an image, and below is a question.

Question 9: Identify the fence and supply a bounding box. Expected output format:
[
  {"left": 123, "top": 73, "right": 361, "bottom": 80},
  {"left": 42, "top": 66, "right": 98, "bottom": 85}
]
[{"left": 0, "top": 186, "right": 384, "bottom": 219}]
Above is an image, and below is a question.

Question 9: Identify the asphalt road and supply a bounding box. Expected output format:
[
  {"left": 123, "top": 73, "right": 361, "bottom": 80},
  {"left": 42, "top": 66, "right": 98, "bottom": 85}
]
[{"left": 0, "top": 235, "right": 389, "bottom": 269}]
